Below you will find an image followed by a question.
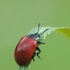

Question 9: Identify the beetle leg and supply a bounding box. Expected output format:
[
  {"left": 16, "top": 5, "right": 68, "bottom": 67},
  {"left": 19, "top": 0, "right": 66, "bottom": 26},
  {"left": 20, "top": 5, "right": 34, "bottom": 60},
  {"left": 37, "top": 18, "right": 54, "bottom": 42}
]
[
  {"left": 37, "top": 41, "right": 45, "bottom": 45},
  {"left": 32, "top": 52, "right": 36, "bottom": 61},
  {"left": 36, "top": 47, "right": 41, "bottom": 59}
]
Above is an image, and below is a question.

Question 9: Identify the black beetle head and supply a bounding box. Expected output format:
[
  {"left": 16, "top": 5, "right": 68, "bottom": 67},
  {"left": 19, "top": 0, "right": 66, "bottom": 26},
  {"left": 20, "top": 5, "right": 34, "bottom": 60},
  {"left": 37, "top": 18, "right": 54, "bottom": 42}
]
[{"left": 27, "top": 23, "right": 48, "bottom": 41}]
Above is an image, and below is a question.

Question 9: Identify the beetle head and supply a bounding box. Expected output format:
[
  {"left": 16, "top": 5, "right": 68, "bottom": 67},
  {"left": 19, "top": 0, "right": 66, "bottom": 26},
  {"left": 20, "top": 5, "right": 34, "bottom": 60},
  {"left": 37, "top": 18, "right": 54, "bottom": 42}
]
[{"left": 27, "top": 23, "right": 48, "bottom": 41}]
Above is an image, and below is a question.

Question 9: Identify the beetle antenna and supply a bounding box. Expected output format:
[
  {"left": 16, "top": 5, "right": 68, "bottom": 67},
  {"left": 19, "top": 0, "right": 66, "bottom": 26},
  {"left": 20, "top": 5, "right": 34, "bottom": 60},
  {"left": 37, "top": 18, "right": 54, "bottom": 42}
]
[
  {"left": 37, "top": 23, "right": 41, "bottom": 33},
  {"left": 39, "top": 29, "right": 48, "bottom": 35}
]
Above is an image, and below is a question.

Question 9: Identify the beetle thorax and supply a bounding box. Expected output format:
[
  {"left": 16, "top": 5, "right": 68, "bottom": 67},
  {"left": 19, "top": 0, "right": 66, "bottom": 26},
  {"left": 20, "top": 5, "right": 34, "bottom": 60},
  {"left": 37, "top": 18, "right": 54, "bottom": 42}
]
[{"left": 27, "top": 33, "right": 40, "bottom": 41}]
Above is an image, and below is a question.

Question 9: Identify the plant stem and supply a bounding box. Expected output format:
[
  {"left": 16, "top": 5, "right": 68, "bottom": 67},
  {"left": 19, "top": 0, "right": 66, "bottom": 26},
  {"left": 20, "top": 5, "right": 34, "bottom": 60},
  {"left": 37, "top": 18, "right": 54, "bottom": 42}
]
[
  {"left": 19, "top": 61, "right": 31, "bottom": 70},
  {"left": 19, "top": 65, "right": 30, "bottom": 70},
  {"left": 19, "top": 66, "right": 24, "bottom": 70}
]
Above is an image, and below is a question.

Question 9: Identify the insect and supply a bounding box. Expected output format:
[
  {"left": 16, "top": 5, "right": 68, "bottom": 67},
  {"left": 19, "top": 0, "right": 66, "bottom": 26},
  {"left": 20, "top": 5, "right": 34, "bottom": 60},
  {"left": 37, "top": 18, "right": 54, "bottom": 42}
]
[{"left": 14, "top": 23, "right": 48, "bottom": 66}]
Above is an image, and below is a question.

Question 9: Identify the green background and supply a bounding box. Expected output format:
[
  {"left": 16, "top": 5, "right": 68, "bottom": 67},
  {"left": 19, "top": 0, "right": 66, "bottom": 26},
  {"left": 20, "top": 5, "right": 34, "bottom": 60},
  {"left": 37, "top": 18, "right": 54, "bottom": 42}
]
[{"left": 0, "top": 0, "right": 70, "bottom": 70}]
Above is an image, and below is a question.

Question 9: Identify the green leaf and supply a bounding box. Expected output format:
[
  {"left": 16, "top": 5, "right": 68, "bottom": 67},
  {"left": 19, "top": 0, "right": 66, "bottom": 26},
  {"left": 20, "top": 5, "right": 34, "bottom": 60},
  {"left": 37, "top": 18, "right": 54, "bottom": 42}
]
[
  {"left": 28, "top": 26, "right": 70, "bottom": 41},
  {"left": 28, "top": 26, "right": 56, "bottom": 41},
  {"left": 56, "top": 27, "right": 70, "bottom": 38}
]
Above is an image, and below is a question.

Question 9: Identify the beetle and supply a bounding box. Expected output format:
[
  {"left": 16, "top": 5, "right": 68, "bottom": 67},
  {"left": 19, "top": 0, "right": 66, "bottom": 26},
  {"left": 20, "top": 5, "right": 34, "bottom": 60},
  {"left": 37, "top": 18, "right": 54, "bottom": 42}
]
[{"left": 14, "top": 23, "right": 48, "bottom": 66}]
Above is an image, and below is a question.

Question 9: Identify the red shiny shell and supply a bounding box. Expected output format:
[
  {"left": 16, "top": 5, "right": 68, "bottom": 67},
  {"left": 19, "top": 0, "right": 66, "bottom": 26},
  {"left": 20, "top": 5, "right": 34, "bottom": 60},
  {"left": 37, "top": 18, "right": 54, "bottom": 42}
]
[{"left": 14, "top": 36, "right": 37, "bottom": 66}]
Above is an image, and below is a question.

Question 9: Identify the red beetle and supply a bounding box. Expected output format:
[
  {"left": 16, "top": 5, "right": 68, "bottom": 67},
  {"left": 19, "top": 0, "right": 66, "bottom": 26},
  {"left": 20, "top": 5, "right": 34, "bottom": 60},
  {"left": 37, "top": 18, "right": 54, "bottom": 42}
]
[{"left": 14, "top": 23, "right": 48, "bottom": 66}]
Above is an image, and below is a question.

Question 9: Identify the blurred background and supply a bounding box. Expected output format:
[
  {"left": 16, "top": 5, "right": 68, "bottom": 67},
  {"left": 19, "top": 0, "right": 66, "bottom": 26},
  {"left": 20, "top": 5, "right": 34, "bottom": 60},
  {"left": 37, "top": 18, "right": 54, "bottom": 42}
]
[{"left": 0, "top": 0, "right": 70, "bottom": 70}]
